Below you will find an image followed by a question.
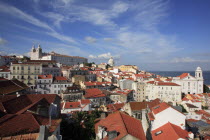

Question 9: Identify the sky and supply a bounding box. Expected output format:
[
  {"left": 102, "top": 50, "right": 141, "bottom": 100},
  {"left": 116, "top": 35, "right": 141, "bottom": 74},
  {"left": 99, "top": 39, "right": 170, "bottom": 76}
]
[{"left": 0, "top": 0, "right": 210, "bottom": 71}]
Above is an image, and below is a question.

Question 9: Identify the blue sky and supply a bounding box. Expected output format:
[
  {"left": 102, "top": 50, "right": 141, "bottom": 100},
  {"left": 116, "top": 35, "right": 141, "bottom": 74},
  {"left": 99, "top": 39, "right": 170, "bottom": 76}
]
[{"left": 0, "top": 0, "right": 210, "bottom": 71}]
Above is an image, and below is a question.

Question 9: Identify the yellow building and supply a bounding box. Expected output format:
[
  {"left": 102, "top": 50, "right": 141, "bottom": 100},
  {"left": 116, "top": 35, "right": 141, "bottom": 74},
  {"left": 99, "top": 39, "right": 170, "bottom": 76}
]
[
  {"left": 72, "top": 75, "right": 86, "bottom": 85},
  {"left": 118, "top": 65, "right": 138, "bottom": 72},
  {"left": 10, "top": 62, "right": 42, "bottom": 87}
]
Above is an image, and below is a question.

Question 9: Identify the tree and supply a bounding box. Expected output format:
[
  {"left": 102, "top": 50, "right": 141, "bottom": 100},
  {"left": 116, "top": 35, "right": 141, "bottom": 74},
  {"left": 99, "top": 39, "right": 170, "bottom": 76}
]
[
  {"left": 60, "top": 110, "right": 102, "bottom": 140},
  {"left": 203, "top": 84, "right": 210, "bottom": 93}
]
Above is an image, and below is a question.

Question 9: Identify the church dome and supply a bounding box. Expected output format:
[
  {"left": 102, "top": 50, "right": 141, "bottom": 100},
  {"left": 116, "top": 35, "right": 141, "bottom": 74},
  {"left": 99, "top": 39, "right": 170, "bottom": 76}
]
[
  {"left": 196, "top": 67, "right": 202, "bottom": 71},
  {"left": 108, "top": 57, "right": 114, "bottom": 66}
]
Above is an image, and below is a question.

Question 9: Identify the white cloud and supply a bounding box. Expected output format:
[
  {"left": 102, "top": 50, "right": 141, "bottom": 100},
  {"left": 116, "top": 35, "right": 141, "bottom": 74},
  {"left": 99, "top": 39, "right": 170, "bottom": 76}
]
[
  {"left": 0, "top": 38, "right": 7, "bottom": 45},
  {"left": 89, "top": 52, "right": 120, "bottom": 59},
  {"left": 85, "top": 36, "right": 97, "bottom": 43},
  {"left": 103, "top": 38, "right": 113, "bottom": 42},
  {"left": 39, "top": 1, "right": 129, "bottom": 27},
  {"left": 41, "top": 12, "right": 65, "bottom": 28},
  {"left": 0, "top": 2, "right": 77, "bottom": 44},
  {"left": 47, "top": 31, "right": 77, "bottom": 44},
  {"left": 0, "top": 2, "right": 53, "bottom": 31},
  {"left": 171, "top": 57, "right": 210, "bottom": 63}
]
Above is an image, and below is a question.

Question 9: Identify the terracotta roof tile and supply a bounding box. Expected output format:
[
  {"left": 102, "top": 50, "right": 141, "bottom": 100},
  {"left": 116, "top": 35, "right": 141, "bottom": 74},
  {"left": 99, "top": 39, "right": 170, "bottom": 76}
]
[
  {"left": 81, "top": 99, "right": 91, "bottom": 104},
  {"left": 151, "top": 102, "right": 170, "bottom": 115},
  {"left": 63, "top": 102, "right": 80, "bottom": 109},
  {"left": 1, "top": 94, "right": 59, "bottom": 114},
  {"left": 0, "top": 66, "right": 10, "bottom": 72},
  {"left": 157, "top": 82, "right": 180, "bottom": 86},
  {"left": 84, "top": 88, "right": 105, "bottom": 98},
  {"left": 95, "top": 111, "right": 146, "bottom": 140},
  {"left": 0, "top": 113, "right": 61, "bottom": 137},
  {"left": 185, "top": 103, "right": 198, "bottom": 108},
  {"left": 177, "top": 73, "right": 189, "bottom": 79},
  {"left": 147, "top": 98, "right": 161, "bottom": 110},
  {"left": 0, "top": 80, "right": 29, "bottom": 95},
  {"left": 148, "top": 112, "right": 155, "bottom": 121},
  {"left": 106, "top": 103, "right": 125, "bottom": 112},
  {"left": 38, "top": 74, "right": 53, "bottom": 79},
  {"left": 152, "top": 122, "right": 191, "bottom": 140},
  {"left": 54, "top": 76, "right": 68, "bottom": 81},
  {"left": 129, "top": 102, "right": 147, "bottom": 111}
]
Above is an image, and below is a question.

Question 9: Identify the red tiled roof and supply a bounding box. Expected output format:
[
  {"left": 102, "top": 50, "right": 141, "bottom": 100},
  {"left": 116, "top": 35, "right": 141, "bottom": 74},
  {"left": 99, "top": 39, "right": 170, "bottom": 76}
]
[
  {"left": 63, "top": 102, "right": 80, "bottom": 109},
  {"left": 148, "top": 112, "right": 155, "bottom": 121},
  {"left": 187, "top": 119, "right": 199, "bottom": 122},
  {"left": 81, "top": 99, "right": 91, "bottom": 104},
  {"left": 147, "top": 98, "right": 161, "bottom": 110},
  {"left": 0, "top": 66, "right": 10, "bottom": 72},
  {"left": 0, "top": 113, "right": 61, "bottom": 137},
  {"left": 195, "top": 110, "right": 210, "bottom": 117},
  {"left": 187, "top": 94, "right": 200, "bottom": 100},
  {"left": 147, "top": 81, "right": 180, "bottom": 86},
  {"left": 157, "top": 82, "right": 180, "bottom": 86},
  {"left": 1, "top": 94, "right": 59, "bottom": 114},
  {"left": 0, "top": 80, "right": 29, "bottom": 95},
  {"left": 84, "top": 88, "right": 105, "bottom": 98},
  {"left": 54, "top": 76, "right": 68, "bottom": 81},
  {"left": 152, "top": 122, "right": 191, "bottom": 140},
  {"left": 165, "top": 78, "right": 172, "bottom": 81},
  {"left": 12, "top": 62, "right": 42, "bottom": 65},
  {"left": 185, "top": 103, "right": 198, "bottom": 108},
  {"left": 129, "top": 102, "right": 147, "bottom": 111},
  {"left": 152, "top": 102, "right": 170, "bottom": 115},
  {"left": 182, "top": 97, "right": 189, "bottom": 101},
  {"left": 84, "top": 81, "right": 111, "bottom": 86},
  {"left": 27, "top": 60, "right": 56, "bottom": 63},
  {"left": 0, "top": 77, "right": 8, "bottom": 81},
  {"left": 106, "top": 103, "right": 125, "bottom": 112},
  {"left": 147, "top": 81, "right": 155, "bottom": 84},
  {"left": 177, "top": 73, "right": 189, "bottom": 79},
  {"left": 95, "top": 111, "right": 146, "bottom": 140},
  {"left": 0, "top": 95, "right": 17, "bottom": 102},
  {"left": 38, "top": 74, "right": 53, "bottom": 79},
  {"left": 26, "top": 94, "right": 58, "bottom": 104},
  {"left": 115, "top": 90, "right": 132, "bottom": 95},
  {"left": 1, "top": 133, "right": 39, "bottom": 140}
]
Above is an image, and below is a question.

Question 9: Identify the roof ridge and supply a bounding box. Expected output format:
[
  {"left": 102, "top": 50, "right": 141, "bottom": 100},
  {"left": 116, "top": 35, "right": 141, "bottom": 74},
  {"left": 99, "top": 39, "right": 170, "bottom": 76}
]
[
  {"left": 168, "top": 122, "right": 183, "bottom": 139},
  {"left": 10, "top": 80, "right": 24, "bottom": 90},
  {"left": 15, "top": 97, "right": 45, "bottom": 115},
  {"left": 119, "top": 112, "right": 129, "bottom": 136}
]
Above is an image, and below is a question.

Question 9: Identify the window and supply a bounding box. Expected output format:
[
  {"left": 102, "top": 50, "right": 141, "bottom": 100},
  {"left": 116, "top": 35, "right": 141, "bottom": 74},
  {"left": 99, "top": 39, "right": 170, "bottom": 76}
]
[{"left": 13, "top": 67, "right": 15, "bottom": 70}]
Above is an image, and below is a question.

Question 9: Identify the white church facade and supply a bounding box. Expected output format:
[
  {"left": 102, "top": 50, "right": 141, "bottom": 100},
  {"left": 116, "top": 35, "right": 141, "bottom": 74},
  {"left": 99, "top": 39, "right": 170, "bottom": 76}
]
[
  {"left": 30, "top": 45, "right": 88, "bottom": 66},
  {"left": 172, "top": 67, "right": 204, "bottom": 94}
]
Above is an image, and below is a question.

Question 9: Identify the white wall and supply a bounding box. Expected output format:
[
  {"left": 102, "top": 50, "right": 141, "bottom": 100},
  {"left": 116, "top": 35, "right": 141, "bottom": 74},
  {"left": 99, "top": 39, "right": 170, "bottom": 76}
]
[{"left": 152, "top": 107, "right": 186, "bottom": 130}]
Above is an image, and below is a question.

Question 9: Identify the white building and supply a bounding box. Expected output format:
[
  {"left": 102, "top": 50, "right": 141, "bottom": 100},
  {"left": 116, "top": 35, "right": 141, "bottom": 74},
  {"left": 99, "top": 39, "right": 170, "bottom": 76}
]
[
  {"left": 30, "top": 45, "right": 88, "bottom": 66},
  {"left": 146, "top": 81, "right": 182, "bottom": 104},
  {"left": 0, "top": 66, "right": 10, "bottom": 79},
  {"left": 172, "top": 67, "right": 204, "bottom": 94},
  {"left": 36, "top": 75, "right": 72, "bottom": 94},
  {"left": 108, "top": 57, "right": 114, "bottom": 67},
  {"left": 61, "top": 99, "right": 91, "bottom": 114},
  {"left": 148, "top": 102, "right": 186, "bottom": 131}
]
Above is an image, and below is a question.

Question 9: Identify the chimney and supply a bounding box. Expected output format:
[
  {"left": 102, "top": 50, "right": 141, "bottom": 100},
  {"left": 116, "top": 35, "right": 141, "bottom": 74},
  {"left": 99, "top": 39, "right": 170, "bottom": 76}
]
[{"left": 108, "top": 130, "right": 118, "bottom": 140}]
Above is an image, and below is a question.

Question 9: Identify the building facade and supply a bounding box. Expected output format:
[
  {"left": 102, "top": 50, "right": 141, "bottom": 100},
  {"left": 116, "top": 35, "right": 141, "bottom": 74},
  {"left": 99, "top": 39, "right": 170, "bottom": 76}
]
[
  {"left": 30, "top": 45, "right": 88, "bottom": 65},
  {"left": 172, "top": 67, "right": 204, "bottom": 94},
  {"left": 10, "top": 62, "right": 42, "bottom": 87}
]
